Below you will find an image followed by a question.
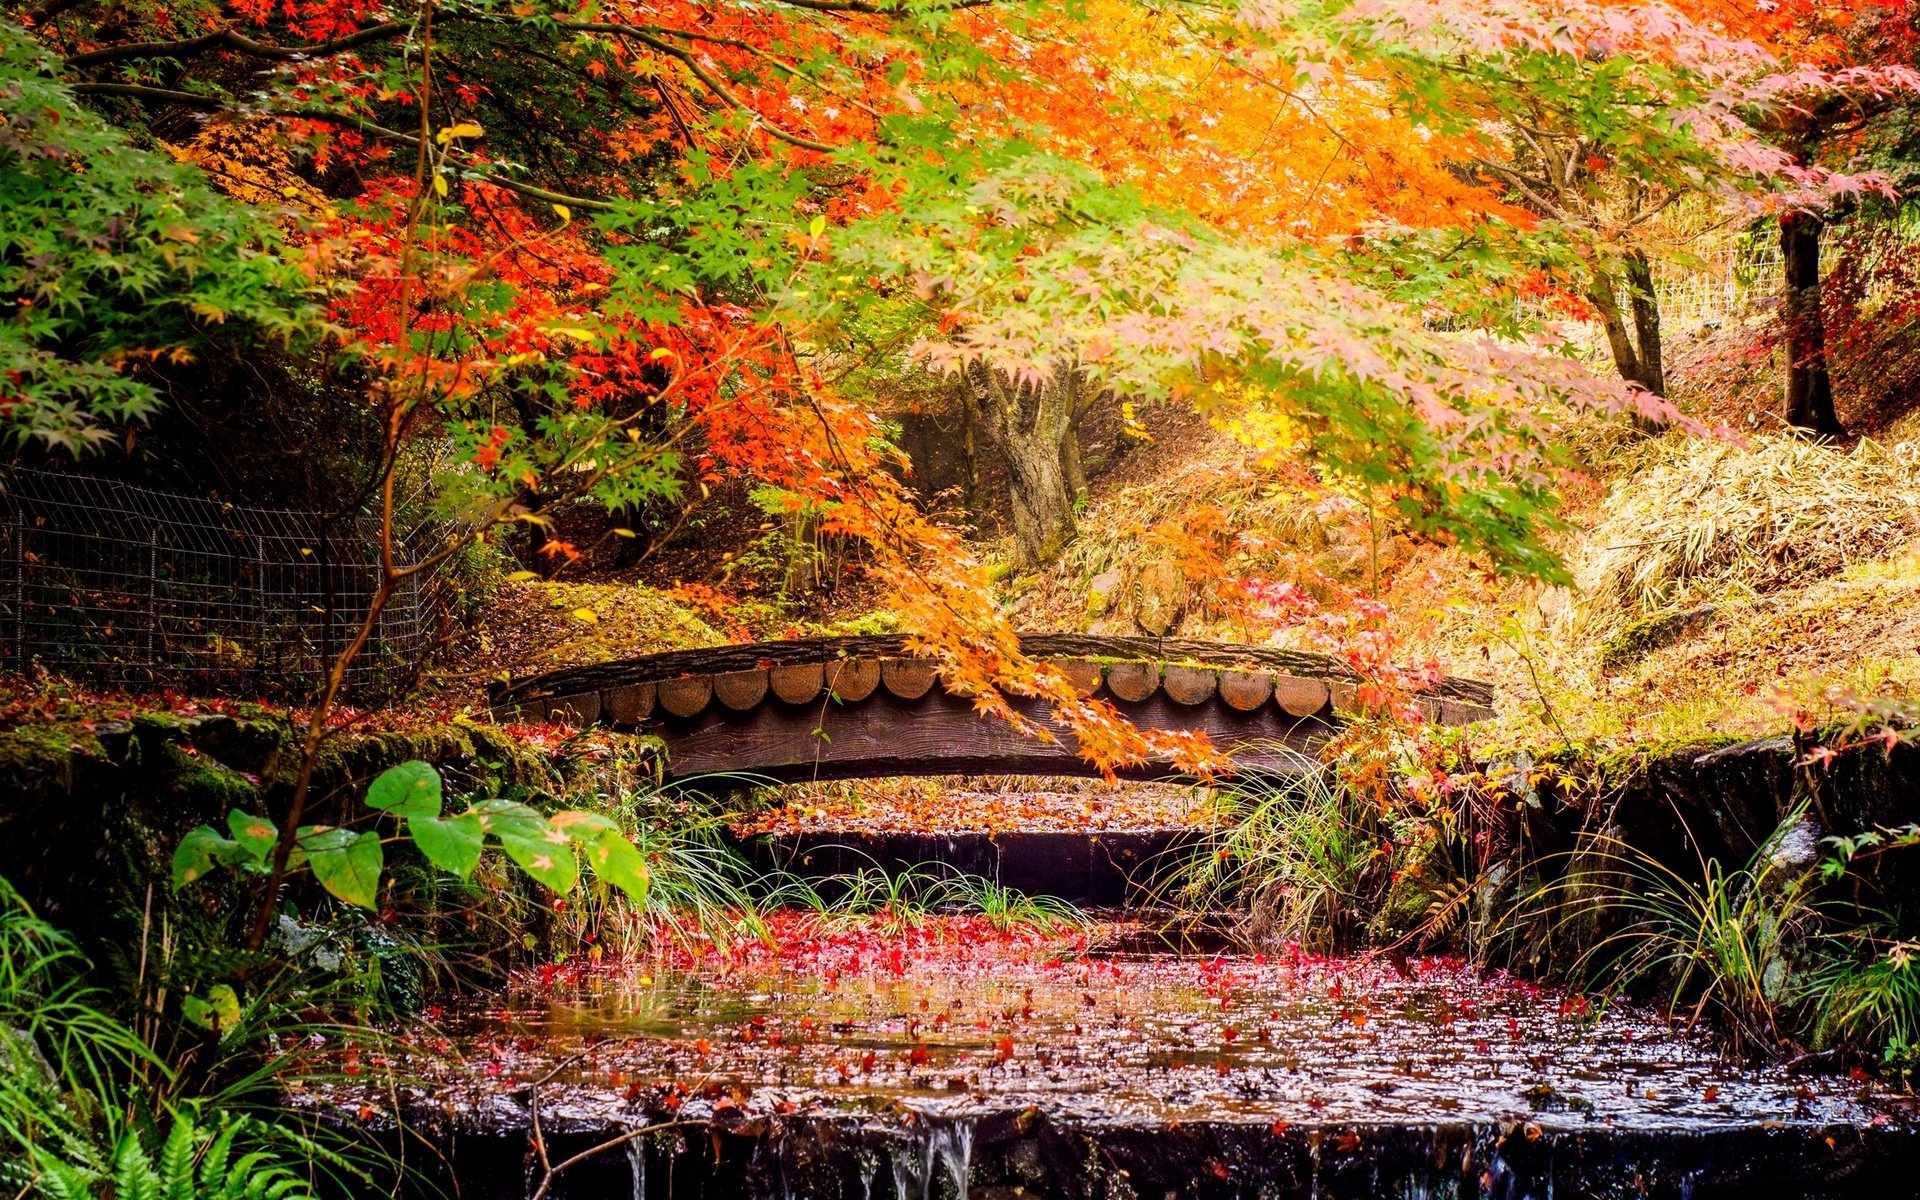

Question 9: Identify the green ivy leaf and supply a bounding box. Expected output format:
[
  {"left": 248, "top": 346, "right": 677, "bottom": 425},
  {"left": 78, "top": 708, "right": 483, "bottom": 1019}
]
[
  {"left": 409, "top": 811, "right": 485, "bottom": 880},
  {"left": 499, "top": 826, "right": 578, "bottom": 894},
  {"left": 173, "top": 825, "right": 239, "bottom": 889},
  {"left": 301, "top": 827, "right": 384, "bottom": 909},
  {"left": 182, "top": 984, "right": 241, "bottom": 1032},
  {"left": 366, "top": 760, "right": 442, "bottom": 819},
  {"left": 225, "top": 811, "right": 279, "bottom": 865},
  {"left": 582, "top": 831, "right": 650, "bottom": 903}
]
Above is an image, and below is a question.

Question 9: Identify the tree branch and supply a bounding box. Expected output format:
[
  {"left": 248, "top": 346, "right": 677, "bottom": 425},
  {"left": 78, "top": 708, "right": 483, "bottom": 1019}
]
[
  {"left": 64, "top": 20, "right": 411, "bottom": 69},
  {"left": 67, "top": 85, "right": 617, "bottom": 212},
  {"left": 571, "top": 24, "right": 839, "bottom": 152}
]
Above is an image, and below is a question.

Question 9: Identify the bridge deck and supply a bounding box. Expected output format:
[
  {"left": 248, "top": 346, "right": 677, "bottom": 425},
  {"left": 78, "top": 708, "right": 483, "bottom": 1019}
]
[{"left": 489, "top": 634, "right": 1494, "bottom": 783}]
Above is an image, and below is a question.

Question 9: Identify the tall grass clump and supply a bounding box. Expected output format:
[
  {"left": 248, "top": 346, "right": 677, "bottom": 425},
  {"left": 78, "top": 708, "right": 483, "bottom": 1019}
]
[
  {"left": 1530, "top": 813, "right": 1822, "bottom": 1047},
  {"left": 1162, "top": 768, "right": 1387, "bottom": 952},
  {"left": 1571, "top": 435, "right": 1920, "bottom": 630},
  {"left": 764, "top": 857, "right": 1088, "bottom": 936}
]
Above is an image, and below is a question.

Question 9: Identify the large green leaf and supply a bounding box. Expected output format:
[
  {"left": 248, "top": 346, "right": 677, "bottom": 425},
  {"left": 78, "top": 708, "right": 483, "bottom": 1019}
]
[
  {"left": 365, "top": 760, "right": 442, "bottom": 819},
  {"left": 498, "top": 826, "right": 578, "bottom": 894},
  {"left": 472, "top": 797, "right": 548, "bottom": 841},
  {"left": 549, "top": 809, "right": 620, "bottom": 840},
  {"left": 225, "top": 811, "right": 279, "bottom": 865},
  {"left": 408, "top": 811, "right": 485, "bottom": 880},
  {"left": 173, "top": 825, "right": 240, "bottom": 889},
  {"left": 582, "top": 832, "right": 650, "bottom": 903},
  {"left": 301, "top": 827, "right": 384, "bottom": 909}
]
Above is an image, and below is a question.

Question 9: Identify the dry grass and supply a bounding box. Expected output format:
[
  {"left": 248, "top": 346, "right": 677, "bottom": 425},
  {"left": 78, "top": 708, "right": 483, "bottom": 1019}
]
[{"left": 1570, "top": 435, "right": 1920, "bottom": 632}]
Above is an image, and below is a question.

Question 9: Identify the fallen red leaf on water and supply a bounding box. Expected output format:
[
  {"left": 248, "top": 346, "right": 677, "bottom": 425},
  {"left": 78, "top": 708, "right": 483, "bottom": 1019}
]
[{"left": 996, "top": 1036, "right": 1016, "bottom": 1063}]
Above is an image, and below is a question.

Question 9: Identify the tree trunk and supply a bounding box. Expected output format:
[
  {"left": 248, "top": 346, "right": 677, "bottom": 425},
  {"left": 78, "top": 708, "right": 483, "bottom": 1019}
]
[
  {"left": 1624, "top": 250, "right": 1666, "bottom": 399},
  {"left": 1060, "top": 422, "right": 1088, "bottom": 505},
  {"left": 1781, "top": 212, "right": 1845, "bottom": 439},
  {"left": 1588, "top": 258, "right": 1668, "bottom": 402},
  {"left": 964, "top": 359, "right": 1080, "bottom": 570}
]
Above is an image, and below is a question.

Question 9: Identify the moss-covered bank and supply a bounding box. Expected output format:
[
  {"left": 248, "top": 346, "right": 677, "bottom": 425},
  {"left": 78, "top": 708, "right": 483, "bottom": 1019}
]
[{"left": 0, "top": 707, "right": 634, "bottom": 949}]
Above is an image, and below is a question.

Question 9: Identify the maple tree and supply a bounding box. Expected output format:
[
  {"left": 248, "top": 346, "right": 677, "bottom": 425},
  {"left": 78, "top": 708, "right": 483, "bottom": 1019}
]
[
  {"left": 4, "top": 0, "right": 1916, "bottom": 782},
  {"left": 1699, "top": 0, "right": 1920, "bottom": 435}
]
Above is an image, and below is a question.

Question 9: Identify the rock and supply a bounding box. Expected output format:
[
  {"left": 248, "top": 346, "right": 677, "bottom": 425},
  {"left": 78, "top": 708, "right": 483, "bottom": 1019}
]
[
  {"left": 1134, "top": 561, "right": 1186, "bottom": 635},
  {"left": 1597, "top": 604, "right": 1719, "bottom": 672},
  {"left": 1085, "top": 570, "right": 1123, "bottom": 621}
]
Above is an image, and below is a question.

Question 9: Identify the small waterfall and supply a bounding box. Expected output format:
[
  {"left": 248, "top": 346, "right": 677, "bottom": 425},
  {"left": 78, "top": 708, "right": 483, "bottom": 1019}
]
[
  {"left": 889, "top": 1116, "right": 975, "bottom": 1200},
  {"left": 625, "top": 1130, "right": 646, "bottom": 1200}
]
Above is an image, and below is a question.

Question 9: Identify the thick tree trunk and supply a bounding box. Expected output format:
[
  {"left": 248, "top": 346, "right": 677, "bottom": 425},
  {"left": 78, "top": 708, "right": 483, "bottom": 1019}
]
[
  {"left": 1781, "top": 212, "right": 1845, "bottom": 439},
  {"left": 965, "top": 359, "right": 1080, "bottom": 570}
]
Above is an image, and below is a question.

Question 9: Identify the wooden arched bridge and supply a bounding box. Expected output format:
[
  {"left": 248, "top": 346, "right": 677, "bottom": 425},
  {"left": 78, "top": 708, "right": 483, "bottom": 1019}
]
[{"left": 489, "top": 635, "right": 1494, "bottom": 783}]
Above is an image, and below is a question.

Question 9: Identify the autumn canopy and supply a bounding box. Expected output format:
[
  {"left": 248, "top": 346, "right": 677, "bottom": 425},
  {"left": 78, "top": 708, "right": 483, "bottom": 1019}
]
[{"left": 6, "top": 0, "right": 1918, "bottom": 769}]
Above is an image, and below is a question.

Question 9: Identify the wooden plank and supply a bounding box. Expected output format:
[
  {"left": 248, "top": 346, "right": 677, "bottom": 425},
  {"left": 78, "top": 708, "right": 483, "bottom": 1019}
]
[
  {"left": 1047, "top": 657, "right": 1102, "bottom": 697},
  {"left": 491, "top": 634, "right": 1375, "bottom": 709},
  {"left": 1218, "top": 670, "right": 1273, "bottom": 712},
  {"left": 1272, "top": 675, "right": 1331, "bottom": 718},
  {"left": 824, "top": 657, "right": 881, "bottom": 702},
  {"left": 658, "top": 675, "right": 714, "bottom": 718},
  {"left": 713, "top": 668, "right": 769, "bottom": 711},
  {"left": 492, "top": 632, "right": 1493, "bottom": 714},
  {"left": 544, "top": 692, "right": 600, "bottom": 726},
  {"left": 1440, "top": 698, "right": 1495, "bottom": 725},
  {"left": 1162, "top": 664, "right": 1218, "bottom": 706},
  {"left": 602, "top": 680, "right": 656, "bottom": 725},
  {"left": 769, "top": 662, "right": 825, "bottom": 705},
  {"left": 881, "top": 658, "right": 939, "bottom": 700},
  {"left": 1105, "top": 660, "right": 1160, "bottom": 702},
  {"left": 1328, "top": 680, "right": 1360, "bottom": 717}
]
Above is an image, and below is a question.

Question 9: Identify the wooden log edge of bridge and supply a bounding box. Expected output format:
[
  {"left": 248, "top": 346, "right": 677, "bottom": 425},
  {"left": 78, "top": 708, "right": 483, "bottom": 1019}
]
[{"left": 489, "top": 633, "right": 1496, "bottom": 731}]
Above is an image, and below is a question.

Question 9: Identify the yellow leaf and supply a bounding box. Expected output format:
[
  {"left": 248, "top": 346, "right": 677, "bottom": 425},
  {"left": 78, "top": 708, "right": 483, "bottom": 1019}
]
[
  {"left": 506, "top": 570, "right": 540, "bottom": 582},
  {"left": 552, "top": 203, "right": 571, "bottom": 224},
  {"left": 432, "top": 173, "right": 448, "bottom": 197},
  {"left": 808, "top": 214, "right": 826, "bottom": 238},
  {"left": 571, "top": 608, "right": 599, "bottom": 624},
  {"left": 648, "top": 347, "right": 675, "bottom": 360}
]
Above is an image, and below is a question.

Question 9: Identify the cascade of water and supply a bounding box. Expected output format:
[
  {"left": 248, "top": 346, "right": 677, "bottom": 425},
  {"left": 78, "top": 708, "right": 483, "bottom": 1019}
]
[
  {"left": 930, "top": 1119, "right": 972, "bottom": 1200},
  {"left": 888, "top": 1117, "right": 975, "bottom": 1200},
  {"left": 625, "top": 1131, "right": 646, "bottom": 1200}
]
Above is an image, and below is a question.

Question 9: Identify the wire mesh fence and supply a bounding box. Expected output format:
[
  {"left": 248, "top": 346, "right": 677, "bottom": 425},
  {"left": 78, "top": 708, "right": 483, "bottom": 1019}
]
[{"left": 0, "top": 468, "right": 448, "bottom": 698}]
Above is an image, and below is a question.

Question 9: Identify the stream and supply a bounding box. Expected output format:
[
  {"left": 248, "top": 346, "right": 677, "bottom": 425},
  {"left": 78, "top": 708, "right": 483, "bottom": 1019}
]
[{"left": 351, "top": 919, "right": 1914, "bottom": 1199}]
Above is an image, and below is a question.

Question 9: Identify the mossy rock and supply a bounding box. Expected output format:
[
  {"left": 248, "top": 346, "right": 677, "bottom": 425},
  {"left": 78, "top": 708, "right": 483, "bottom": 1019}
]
[{"left": 1597, "top": 605, "right": 1718, "bottom": 672}]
